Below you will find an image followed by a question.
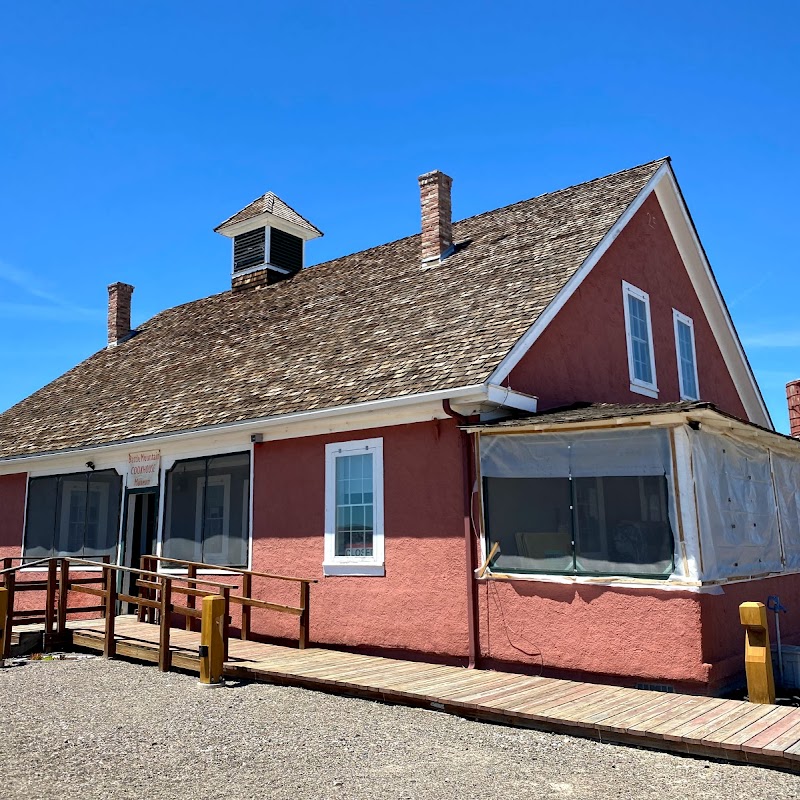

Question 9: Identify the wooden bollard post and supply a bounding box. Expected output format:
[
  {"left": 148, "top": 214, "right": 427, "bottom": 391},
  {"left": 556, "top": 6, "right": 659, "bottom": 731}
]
[
  {"left": 0, "top": 587, "right": 8, "bottom": 664},
  {"left": 199, "top": 594, "right": 225, "bottom": 686},
  {"left": 740, "top": 602, "right": 776, "bottom": 704}
]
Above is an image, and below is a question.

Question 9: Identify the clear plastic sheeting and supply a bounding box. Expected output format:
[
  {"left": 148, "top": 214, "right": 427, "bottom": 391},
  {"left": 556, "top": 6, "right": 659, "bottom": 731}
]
[
  {"left": 479, "top": 428, "right": 679, "bottom": 579},
  {"left": 692, "top": 430, "right": 783, "bottom": 579},
  {"left": 480, "top": 428, "right": 673, "bottom": 479},
  {"left": 771, "top": 452, "right": 800, "bottom": 571}
]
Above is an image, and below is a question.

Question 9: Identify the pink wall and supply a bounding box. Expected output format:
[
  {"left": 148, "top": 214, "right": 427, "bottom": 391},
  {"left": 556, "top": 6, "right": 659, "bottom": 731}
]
[
  {"left": 250, "top": 418, "right": 470, "bottom": 660},
  {"left": 700, "top": 575, "right": 800, "bottom": 690},
  {"left": 509, "top": 193, "right": 749, "bottom": 421},
  {"left": 473, "top": 558, "right": 708, "bottom": 690},
  {"left": 0, "top": 473, "right": 26, "bottom": 563}
]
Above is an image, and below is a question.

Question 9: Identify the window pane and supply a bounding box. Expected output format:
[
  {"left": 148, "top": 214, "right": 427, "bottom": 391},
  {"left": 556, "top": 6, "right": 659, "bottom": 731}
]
[
  {"left": 83, "top": 470, "right": 122, "bottom": 561},
  {"left": 483, "top": 477, "right": 573, "bottom": 573},
  {"left": 24, "top": 476, "right": 58, "bottom": 559},
  {"left": 628, "top": 294, "right": 653, "bottom": 384},
  {"left": 205, "top": 453, "right": 250, "bottom": 566},
  {"left": 163, "top": 459, "right": 205, "bottom": 563},
  {"left": 335, "top": 453, "right": 375, "bottom": 557},
  {"left": 55, "top": 478, "right": 88, "bottom": 556},
  {"left": 574, "top": 476, "right": 673, "bottom": 576},
  {"left": 678, "top": 321, "right": 697, "bottom": 399}
]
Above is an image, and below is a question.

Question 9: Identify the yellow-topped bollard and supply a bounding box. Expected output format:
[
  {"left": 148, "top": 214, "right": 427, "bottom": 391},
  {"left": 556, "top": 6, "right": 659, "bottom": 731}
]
[
  {"left": 739, "top": 602, "right": 776, "bottom": 704},
  {"left": 199, "top": 594, "right": 225, "bottom": 687}
]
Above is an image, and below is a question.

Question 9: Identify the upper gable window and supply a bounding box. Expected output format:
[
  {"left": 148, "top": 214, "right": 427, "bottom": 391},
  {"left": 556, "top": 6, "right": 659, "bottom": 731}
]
[
  {"left": 622, "top": 281, "right": 658, "bottom": 398},
  {"left": 673, "top": 310, "right": 699, "bottom": 401}
]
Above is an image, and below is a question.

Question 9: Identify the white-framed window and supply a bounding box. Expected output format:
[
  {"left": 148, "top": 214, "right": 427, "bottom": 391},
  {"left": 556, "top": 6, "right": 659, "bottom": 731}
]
[
  {"left": 673, "top": 309, "right": 699, "bottom": 401},
  {"left": 622, "top": 281, "right": 658, "bottom": 398},
  {"left": 324, "top": 437, "right": 384, "bottom": 576}
]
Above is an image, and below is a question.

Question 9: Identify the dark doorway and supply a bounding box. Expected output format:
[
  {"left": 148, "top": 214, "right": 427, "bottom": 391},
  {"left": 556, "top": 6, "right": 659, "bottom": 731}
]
[{"left": 120, "top": 489, "right": 159, "bottom": 608}]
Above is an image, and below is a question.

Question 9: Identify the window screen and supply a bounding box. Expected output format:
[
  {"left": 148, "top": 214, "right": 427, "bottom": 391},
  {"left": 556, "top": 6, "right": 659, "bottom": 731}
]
[
  {"left": 334, "top": 452, "right": 375, "bottom": 557},
  {"left": 628, "top": 293, "right": 653, "bottom": 385},
  {"left": 163, "top": 452, "right": 250, "bottom": 566},
  {"left": 23, "top": 470, "right": 121, "bottom": 561},
  {"left": 676, "top": 319, "right": 698, "bottom": 400}
]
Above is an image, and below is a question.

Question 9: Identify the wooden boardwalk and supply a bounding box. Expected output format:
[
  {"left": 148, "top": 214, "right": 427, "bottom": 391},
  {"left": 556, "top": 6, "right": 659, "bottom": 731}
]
[{"left": 68, "top": 615, "right": 800, "bottom": 771}]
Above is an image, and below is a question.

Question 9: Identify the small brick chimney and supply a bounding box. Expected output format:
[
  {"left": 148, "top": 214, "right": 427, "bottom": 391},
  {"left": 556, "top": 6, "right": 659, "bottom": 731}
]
[
  {"left": 418, "top": 170, "right": 453, "bottom": 264},
  {"left": 107, "top": 282, "right": 134, "bottom": 348},
  {"left": 788, "top": 380, "right": 800, "bottom": 437}
]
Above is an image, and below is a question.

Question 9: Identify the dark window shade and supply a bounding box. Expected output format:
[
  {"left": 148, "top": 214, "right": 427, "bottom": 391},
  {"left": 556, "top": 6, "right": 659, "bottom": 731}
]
[
  {"left": 162, "top": 452, "right": 250, "bottom": 567},
  {"left": 23, "top": 470, "right": 122, "bottom": 562},
  {"left": 484, "top": 475, "right": 674, "bottom": 578},
  {"left": 233, "top": 228, "right": 266, "bottom": 272},
  {"left": 269, "top": 227, "right": 303, "bottom": 273}
]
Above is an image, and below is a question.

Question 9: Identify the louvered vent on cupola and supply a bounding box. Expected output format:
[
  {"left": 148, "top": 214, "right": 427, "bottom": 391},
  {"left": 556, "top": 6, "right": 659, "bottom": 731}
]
[{"left": 215, "top": 190, "right": 323, "bottom": 293}]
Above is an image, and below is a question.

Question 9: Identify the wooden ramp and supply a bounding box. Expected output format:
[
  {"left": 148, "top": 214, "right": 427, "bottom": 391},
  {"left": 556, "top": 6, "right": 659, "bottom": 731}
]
[{"left": 68, "top": 615, "right": 800, "bottom": 772}]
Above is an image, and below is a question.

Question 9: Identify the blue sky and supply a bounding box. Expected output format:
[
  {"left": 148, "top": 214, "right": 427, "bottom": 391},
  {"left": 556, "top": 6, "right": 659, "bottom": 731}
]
[{"left": 0, "top": 2, "right": 797, "bottom": 430}]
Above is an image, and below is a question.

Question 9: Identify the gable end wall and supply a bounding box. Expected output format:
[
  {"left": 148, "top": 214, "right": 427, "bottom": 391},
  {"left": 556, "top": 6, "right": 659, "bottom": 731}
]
[{"left": 508, "top": 193, "right": 748, "bottom": 419}]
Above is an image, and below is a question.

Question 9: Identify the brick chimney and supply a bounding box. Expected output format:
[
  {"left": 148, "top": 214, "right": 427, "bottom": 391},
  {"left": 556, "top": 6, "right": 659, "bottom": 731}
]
[
  {"left": 107, "top": 282, "right": 134, "bottom": 348},
  {"left": 788, "top": 380, "right": 800, "bottom": 437},
  {"left": 418, "top": 170, "right": 453, "bottom": 264}
]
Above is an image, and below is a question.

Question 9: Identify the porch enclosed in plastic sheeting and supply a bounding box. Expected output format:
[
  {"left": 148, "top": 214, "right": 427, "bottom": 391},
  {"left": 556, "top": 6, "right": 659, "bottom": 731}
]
[{"left": 476, "top": 417, "right": 800, "bottom": 586}]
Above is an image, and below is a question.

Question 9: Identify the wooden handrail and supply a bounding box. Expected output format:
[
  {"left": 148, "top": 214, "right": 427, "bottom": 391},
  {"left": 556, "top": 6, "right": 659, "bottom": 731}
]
[
  {"left": 149, "top": 555, "right": 318, "bottom": 584},
  {"left": 63, "top": 558, "right": 237, "bottom": 590}
]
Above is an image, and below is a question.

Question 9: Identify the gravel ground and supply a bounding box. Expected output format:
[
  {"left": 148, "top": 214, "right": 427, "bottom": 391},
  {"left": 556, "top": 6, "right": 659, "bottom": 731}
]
[{"left": 1, "top": 658, "right": 800, "bottom": 800}]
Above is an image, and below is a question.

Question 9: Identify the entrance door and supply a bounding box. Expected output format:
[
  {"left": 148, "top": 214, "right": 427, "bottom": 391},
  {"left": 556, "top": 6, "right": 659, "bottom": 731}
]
[{"left": 120, "top": 489, "right": 158, "bottom": 607}]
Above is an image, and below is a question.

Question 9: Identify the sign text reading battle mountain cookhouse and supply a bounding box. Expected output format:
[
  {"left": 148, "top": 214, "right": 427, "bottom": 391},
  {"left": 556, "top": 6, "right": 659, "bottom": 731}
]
[{"left": 128, "top": 450, "right": 161, "bottom": 488}]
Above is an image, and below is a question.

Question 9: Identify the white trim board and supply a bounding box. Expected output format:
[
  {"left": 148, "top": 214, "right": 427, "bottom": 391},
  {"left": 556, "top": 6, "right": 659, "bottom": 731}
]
[{"left": 654, "top": 168, "right": 771, "bottom": 428}]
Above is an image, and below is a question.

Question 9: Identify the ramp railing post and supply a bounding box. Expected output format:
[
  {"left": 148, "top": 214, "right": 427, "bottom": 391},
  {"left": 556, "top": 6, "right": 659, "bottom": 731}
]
[
  {"left": 3, "top": 563, "right": 15, "bottom": 659},
  {"left": 185, "top": 563, "right": 197, "bottom": 631},
  {"left": 158, "top": 576, "right": 172, "bottom": 672},
  {"left": 220, "top": 586, "right": 231, "bottom": 662},
  {"left": 241, "top": 572, "right": 252, "bottom": 641},
  {"left": 299, "top": 581, "right": 310, "bottom": 650},
  {"left": 57, "top": 559, "right": 69, "bottom": 638},
  {"left": 740, "top": 601, "right": 776, "bottom": 704},
  {"left": 199, "top": 594, "right": 225, "bottom": 685},
  {"left": 103, "top": 564, "right": 117, "bottom": 659},
  {"left": 0, "top": 586, "right": 8, "bottom": 663},
  {"left": 44, "top": 558, "right": 57, "bottom": 650}
]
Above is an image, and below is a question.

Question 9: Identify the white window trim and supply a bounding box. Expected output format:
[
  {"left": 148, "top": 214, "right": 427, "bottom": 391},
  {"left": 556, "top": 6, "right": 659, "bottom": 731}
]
[
  {"left": 323, "top": 437, "right": 384, "bottom": 577},
  {"left": 622, "top": 280, "right": 658, "bottom": 398},
  {"left": 673, "top": 309, "right": 700, "bottom": 401}
]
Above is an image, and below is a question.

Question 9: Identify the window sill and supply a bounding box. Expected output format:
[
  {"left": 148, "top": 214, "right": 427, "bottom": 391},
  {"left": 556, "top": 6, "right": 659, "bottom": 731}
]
[
  {"left": 323, "top": 562, "right": 385, "bottom": 577},
  {"left": 476, "top": 569, "right": 697, "bottom": 591},
  {"left": 630, "top": 382, "right": 659, "bottom": 399}
]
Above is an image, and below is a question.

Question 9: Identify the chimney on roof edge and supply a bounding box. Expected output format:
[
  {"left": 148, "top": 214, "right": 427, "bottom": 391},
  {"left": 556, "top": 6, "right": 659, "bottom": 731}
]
[
  {"left": 418, "top": 170, "right": 453, "bottom": 264},
  {"left": 107, "top": 282, "right": 134, "bottom": 348},
  {"left": 787, "top": 381, "right": 800, "bottom": 437}
]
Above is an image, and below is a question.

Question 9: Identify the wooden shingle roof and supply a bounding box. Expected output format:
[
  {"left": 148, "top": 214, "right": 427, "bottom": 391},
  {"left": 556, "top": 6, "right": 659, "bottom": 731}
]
[
  {"left": 0, "top": 159, "right": 666, "bottom": 459},
  {"left": 214, "top": 191, "right": 323, "bottom": 237}
]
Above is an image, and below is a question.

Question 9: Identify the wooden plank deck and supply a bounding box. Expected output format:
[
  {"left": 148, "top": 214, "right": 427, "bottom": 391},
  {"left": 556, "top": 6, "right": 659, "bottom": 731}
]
[{"left": 67, "top": 615, "right": 800, "bottom": 771}]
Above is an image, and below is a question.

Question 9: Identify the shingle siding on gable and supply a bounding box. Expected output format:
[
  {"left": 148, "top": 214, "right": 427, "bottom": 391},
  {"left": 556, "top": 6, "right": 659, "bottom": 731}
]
[{"left": 508, "top": 193, "right": 748, "bottom": 420}]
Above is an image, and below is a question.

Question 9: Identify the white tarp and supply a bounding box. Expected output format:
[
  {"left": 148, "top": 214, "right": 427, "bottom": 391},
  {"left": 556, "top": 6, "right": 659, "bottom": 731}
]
[
  {"left": 692, "top": 430, "right": 783, "bottom": 579},
  {"left": 772, "top": 451, "right": 800, "bottom": 571}
]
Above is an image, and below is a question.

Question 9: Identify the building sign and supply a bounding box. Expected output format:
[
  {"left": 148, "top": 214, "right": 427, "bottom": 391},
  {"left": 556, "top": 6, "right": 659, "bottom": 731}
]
[{"left": 128, "top": 450, "right": 161, "bottom": 488}]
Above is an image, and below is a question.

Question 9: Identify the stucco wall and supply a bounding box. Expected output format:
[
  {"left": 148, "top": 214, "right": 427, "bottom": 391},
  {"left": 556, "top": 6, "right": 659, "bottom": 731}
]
[
  {"left": 0, "top": 472, "right": 26, "bottom": 563},
  {"left": 508, "top": 193, "right": 748, "bottom": 420},
  {"left": 250, "top": 418, "right": 471, "bottom": 659},
  {"left": 474, "top": 571, "right": 708, "bottom": 689}
]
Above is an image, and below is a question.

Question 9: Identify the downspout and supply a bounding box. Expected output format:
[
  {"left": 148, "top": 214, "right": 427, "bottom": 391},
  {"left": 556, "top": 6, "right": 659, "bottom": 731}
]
[{"left": 443, "top": 399, "right": 479, "bottom": 669}]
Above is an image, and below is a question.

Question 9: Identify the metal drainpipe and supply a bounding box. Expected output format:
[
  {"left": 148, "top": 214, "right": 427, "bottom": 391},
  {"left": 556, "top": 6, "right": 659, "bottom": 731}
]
[{"left": 442, "top": 399, "right": 479, "bottom": 669}]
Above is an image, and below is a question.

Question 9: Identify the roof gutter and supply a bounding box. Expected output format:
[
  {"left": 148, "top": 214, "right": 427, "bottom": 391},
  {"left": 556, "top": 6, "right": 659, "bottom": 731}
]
[{"left": 0, "top": 383, "right": 538, "bottom": 468}]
